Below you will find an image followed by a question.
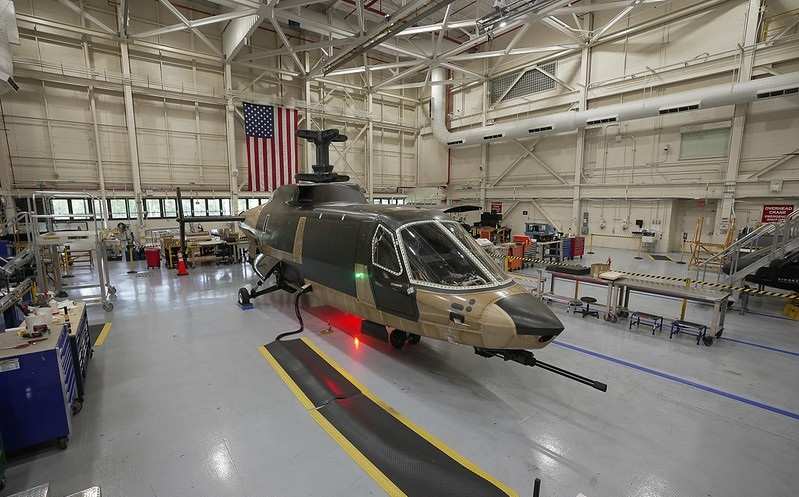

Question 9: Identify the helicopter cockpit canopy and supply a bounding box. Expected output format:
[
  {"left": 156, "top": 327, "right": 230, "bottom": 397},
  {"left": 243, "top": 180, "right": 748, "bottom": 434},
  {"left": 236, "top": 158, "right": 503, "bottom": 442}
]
[{"left": 396, "top": 220, "right": 510, "bottom": 291}]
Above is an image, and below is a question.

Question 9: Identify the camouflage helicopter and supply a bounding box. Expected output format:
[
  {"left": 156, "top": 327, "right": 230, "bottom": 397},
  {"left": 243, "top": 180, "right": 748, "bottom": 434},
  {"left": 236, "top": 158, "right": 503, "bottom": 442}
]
[{"left": 238, "top": 129, "right": 606, "bottom": 391}]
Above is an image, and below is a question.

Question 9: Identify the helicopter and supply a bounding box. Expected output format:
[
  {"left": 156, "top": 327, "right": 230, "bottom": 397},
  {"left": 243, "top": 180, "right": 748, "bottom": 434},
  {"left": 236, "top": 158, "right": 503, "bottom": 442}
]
[{"left": 237, "top": 128, "right": 606, "bottom": 391}]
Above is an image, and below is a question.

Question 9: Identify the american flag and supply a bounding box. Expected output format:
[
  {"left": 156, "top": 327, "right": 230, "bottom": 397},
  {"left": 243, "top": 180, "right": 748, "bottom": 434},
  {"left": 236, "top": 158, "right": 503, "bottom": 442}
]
[{"left": 243, "top": 102, "right": 299, "bottom": 192}]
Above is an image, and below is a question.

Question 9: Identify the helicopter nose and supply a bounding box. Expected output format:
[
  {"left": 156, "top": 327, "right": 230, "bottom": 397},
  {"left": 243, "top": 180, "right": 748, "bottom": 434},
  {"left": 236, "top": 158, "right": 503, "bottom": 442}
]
[{"left": 494, "top": 293, "right": 564, "bottom": 336}]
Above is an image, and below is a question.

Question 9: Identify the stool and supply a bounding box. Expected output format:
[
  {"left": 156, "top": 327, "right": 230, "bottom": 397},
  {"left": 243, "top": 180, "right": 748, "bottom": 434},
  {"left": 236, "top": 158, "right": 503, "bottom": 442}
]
[
  {"left": 629, "top": 312, "right": 664, "bottom": 335},
  {"left": 670, "top": 320, "right": 709, "bottom": 346},
  {"left": 579, "top": 296, "right": 599, "bottom": 318},
  {"left": 567, "top": 299, "right": 583, "bottom": 314}
]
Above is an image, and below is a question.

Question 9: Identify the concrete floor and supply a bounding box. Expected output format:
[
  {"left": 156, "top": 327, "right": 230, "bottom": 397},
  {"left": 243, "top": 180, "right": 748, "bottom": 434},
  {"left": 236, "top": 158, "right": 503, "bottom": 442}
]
[{"left": 4, "top": 248, "right": 799, "bottom": 497}]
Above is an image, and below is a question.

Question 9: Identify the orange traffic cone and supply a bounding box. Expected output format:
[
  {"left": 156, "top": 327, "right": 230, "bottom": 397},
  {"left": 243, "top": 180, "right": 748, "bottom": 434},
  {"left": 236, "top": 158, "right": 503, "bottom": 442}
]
[{"left": 176, "top": 252, "right": 189, "bottom": 276}]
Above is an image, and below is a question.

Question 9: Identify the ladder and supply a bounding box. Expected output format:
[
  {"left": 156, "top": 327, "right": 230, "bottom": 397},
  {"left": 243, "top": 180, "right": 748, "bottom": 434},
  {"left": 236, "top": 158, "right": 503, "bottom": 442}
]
[{"left": 696, "top": 209, "right": 799, "bottom": 286}]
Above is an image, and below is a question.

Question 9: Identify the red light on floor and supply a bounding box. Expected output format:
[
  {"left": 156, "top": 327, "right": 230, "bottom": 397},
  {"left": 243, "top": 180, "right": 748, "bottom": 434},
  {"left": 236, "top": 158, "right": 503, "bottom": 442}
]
[{"left": 354, "top": 337, "right": 360, "bottom": 349}]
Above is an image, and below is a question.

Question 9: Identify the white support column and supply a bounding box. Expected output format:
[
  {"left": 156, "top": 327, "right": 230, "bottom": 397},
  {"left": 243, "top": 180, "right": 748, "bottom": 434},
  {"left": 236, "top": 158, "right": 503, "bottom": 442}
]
[
  {"left": 367, "top": 72, "right": 374, "bottom": 202},
  {"left": 224, "top": 63, "right": 240, "bottom": 213},
  {"left": 79, "top": 0, "right": 107, "bottom": 227},
  {"left": 304, "top": 52, "right": 313, "bottom": 173},
  {"left": 0, "top": 110, "right": 15, "bottom": 231},
  {"left": 480, "top": 78, "right": 488, "bottom": 210},
  {"left": 572, "top": 13, "right": 592, "bottom": 234},
  {"left": 717, "top": 0, "right": 762, "bottom": 240},
  {"left": 118, "top": 40, "right": 144, "bottom": 227}
]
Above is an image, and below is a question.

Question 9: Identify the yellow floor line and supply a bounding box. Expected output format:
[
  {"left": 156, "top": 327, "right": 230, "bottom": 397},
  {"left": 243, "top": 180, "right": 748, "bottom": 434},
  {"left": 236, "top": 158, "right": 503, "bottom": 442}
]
[{"left": 94, "top": 322, "right": 113, "bottom": 347}]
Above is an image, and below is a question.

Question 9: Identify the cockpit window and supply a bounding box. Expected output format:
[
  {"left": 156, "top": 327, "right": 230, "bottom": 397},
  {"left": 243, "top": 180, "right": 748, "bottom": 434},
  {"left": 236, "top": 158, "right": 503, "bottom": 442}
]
[
  {"left": 398, "top": 220, "right": 510, "bottom": 290},
  {"left": 372, "top": 224, "right": 403, "bottom": 276}
]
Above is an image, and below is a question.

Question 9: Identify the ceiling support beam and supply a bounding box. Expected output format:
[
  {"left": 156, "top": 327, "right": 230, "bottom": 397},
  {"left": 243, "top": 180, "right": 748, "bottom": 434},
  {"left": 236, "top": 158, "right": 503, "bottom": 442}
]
[
  {"left": 439, "top": 62, "right": 483, "bottom": 81},
  {"left": 131, "top": 9, "right": 258, "bottom": 39},
  {"left": 488, "top": 23, "right": 530, "bottom": 76},
  {"left": 158, "top": 0, "right": 221, "bottom": 55},
  {"left": 268, "top": 9, "right": 305, "bottom": 75},
  {"left": 223, "top": 7, "right": 265, "bottom": 61},
  {"left": 438, "top": 0, "right": 575, "bottom": 61},
  {"left": 432, "top": 4, "right": 451, "bottom": 59},
  {"left": 372, "top": 62, "right": 428, "bottom": 90},
  {"left": 543, "top": 17, "right": 583, "bottom": 41},
  {"left": 449, "top": 44, "right": 581, "bottom": 62},
  {"left": 591, "top": 0, "right": 642, "bottom": 42},
  {"left": 318, "top": 0, "right": 453, "bottom": 75},
  {"left": 56, "top": 0, "right": 115, "bottom": 33},
  {"left": 237, "top": 37, "right": 365, "bottom": 61}
]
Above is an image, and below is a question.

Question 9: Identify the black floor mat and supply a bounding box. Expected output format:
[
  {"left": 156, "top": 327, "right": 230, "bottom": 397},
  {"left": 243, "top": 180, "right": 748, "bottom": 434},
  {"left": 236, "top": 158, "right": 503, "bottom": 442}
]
[
  {"left": 264, "top": 339, "right": 517, "bottom": 497},
  {"left": 650, "top": 254, "right": 672, "bottom": 261}
]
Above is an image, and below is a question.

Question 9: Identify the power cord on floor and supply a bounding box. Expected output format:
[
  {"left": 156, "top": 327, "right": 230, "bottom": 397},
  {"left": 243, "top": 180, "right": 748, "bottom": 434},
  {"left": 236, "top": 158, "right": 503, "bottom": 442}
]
[{"left": 275, "top": 284, "right": 313, "bottom": 341}]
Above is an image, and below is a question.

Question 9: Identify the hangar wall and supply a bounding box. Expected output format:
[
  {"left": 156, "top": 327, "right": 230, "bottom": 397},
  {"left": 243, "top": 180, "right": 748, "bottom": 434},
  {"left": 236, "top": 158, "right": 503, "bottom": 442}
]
[
  {"left": 1, "top": 0, "right": 419, "bottom": 227},
  {"left": 432, "top": 0, "right": 799, "bottom": 251}
]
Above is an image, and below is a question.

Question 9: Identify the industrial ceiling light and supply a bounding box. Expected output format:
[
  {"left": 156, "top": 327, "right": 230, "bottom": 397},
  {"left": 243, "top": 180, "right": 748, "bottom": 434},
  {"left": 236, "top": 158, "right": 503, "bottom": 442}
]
[{"left": 476, "top": 0, "right": 559, "bottom": 35}]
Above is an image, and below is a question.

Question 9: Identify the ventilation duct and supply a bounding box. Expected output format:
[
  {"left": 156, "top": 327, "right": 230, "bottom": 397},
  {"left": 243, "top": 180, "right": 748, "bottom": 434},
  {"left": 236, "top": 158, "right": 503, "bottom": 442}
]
[
  {"left": 431, "top": 68, "right": 799, "bottom": 147},
  {"left": 0, "top": 0, "right": 19, "bottom": 95}
]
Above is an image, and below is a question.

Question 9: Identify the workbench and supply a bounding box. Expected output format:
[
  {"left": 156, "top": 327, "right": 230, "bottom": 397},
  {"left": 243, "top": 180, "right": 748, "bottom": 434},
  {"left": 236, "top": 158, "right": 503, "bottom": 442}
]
[
  {"left": 614, "top": 277, "right": 730, "bottom": 342},
  {"left": 543, "top": 270, "right": 730, "bottom": 344}
]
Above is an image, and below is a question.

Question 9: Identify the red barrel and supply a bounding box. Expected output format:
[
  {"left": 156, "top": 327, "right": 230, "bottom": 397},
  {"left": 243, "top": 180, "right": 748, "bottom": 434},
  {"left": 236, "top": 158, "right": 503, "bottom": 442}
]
[{"left": 145, "top": 247, "right": 161, "bottom": 269}]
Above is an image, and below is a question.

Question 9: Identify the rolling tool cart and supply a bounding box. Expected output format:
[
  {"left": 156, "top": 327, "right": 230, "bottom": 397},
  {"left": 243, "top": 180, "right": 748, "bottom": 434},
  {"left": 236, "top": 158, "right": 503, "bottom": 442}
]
[
  {"left": 1, "top": 433, "right": 6, "bottom": 491},
  {"left": 0, "top": 323, "right": 77, "bottom": 452}
]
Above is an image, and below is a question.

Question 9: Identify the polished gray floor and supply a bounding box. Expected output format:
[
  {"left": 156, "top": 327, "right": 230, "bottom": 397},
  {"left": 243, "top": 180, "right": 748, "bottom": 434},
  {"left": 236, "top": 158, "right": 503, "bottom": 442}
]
[{"left": 4, "top": 249, "right": 799, "bottom": 497}]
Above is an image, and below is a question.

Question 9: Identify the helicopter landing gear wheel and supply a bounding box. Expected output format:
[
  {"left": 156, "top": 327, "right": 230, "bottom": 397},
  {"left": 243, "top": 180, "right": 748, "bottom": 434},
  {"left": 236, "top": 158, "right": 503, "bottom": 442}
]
[
  {"left": 703, "top": 336, "right": 714, "bottom": 346},
  {"left": 389, "top": 330, "right": 408, "bottom": 349},
  {"left": 407, "top": 333, "right": 421, "bottom": 345},
  {"left": 102, "top": 302, "right": 113, "bottom": 312},
  {"left": 238, "top": 288, "right": 251, "bottom": 306}
]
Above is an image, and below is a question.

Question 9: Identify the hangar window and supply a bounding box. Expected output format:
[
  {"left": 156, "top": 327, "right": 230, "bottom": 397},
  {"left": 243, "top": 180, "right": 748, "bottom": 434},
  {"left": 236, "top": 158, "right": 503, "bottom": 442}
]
[
  {"left": 680, "top": 127, "right": 731, "bottom": 159},
  {"left": 372, "top": 225, "right": 403, "bottom": 276},
  {"left": 110, "top": 199, "right": 128, "bottom": 219},
  {"left": 163, "top": 199, "right": 177, "bottom": 218},
  {"left": 490, "top": 62, "right": 557, "bottom": 105},
  {"left": 192, "top": 199, "right": 207, "bottom": 217},
  {"left": 145, "top": 199, "right": 162, "bottom": 218},
  {"left": 51, "top": 199, "right": 70, "bottom": 220},
  {"left": 207, "top": 199, "right": 221, "bottom": 216},
  {"left": 127, "top": 199, "right": 139, "bottom": 219}
]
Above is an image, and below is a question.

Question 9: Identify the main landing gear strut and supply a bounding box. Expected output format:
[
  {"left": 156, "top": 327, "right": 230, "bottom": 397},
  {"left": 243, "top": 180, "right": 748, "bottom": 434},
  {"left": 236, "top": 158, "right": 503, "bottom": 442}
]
[
  {"left": 475, "top": 348, "right": 608, "bottom": 392},
  {"left": 238, "top": 258, "right": 294, "bottom": 306}
]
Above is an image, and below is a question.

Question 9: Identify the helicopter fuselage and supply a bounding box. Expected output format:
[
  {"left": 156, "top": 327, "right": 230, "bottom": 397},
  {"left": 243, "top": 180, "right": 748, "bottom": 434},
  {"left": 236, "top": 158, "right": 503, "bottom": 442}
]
[{"left": 240, "top": 182, "right": 564, "bottom": 351}]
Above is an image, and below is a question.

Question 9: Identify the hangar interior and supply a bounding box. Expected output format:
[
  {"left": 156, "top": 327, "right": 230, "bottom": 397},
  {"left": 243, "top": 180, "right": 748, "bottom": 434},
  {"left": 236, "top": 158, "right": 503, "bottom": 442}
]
[{"left": 0, "top": 0, "right": 798, "bottom": 495}]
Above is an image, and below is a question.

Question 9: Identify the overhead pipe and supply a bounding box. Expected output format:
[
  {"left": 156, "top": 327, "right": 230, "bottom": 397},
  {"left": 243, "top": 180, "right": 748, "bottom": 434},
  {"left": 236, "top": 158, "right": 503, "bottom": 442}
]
[{"left": 431, "top": 68, "right": 799, "bottom": 147}]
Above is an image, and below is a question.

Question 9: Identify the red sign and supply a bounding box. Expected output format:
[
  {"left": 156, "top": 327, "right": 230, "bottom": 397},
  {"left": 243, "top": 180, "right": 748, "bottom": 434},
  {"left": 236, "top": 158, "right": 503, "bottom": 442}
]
[
  {"left": 490, "top": 201, "right": 502, "bottom": 214},
  {"left": 761, "top": 204, "right": 794, "bottom": 223}
]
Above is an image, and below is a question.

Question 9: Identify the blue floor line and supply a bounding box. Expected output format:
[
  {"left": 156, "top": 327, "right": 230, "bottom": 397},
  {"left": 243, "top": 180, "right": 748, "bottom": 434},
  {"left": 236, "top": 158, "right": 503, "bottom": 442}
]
[
  {"left": 719, "top": 336, "right": 799, "bottom": 357},
  {"left": 552, "top": 340, "right": 799, "bottom": 421}
]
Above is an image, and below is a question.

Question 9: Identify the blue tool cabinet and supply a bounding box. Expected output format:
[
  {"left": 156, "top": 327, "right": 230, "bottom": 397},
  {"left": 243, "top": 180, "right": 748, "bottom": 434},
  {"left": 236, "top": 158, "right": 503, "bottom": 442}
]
[
  {"left": 0, "top": 325, "right": 76, "bottom": 452},
  {"left": 67, "top": 307, "right": 91, "bottom": 402}
]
